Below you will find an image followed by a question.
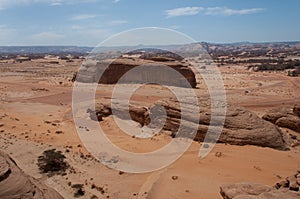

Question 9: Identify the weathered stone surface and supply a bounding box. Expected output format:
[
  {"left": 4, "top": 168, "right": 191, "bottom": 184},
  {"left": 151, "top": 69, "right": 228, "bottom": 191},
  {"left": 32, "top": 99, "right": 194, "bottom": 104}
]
[
  {"left": 0, "top": 156, "right": 10, "bottom": 182},
  {"left": 297, "top": 177, "right": 300, "bottom": 185},
  {"left": 273, "top": 170, "right": 300, "bottom": 193},
  {"left": 155, "top": 99, "right": 286, "bottom": 150},
  {"left": 274, "top": 180, "right": 289, "bottom": 189},
  {"left": 0, "top": 151, "right": 63, "bottom": 199},
  {"left": 257, "top": 190, "right": 300, "bottom": 199},
  {"left": 94, "top": 98, "right": 287, "bottom": 150},
  {"left": 220, "top": 183, "right": 300, "bottom": 199},
  {"left": 293, "top": 104, "right": 300, "bottom": 117},
  {"left": 287, "top": 175, "right": 299, "bottom": 191},
  {"left": 94, "top": 101, "right": 149, "bottom": 126},
  {"left": 220, "top": 183, "right": 272, "bottom": 199},
  {"left": 262, "top": 105, "right": 300, "bottom": 133},
  {"left": 276, "top": 116, "right": 300, "bottom": 132},
  {"left": 76, "top": 57, "right": 197, "bottom": 88}
]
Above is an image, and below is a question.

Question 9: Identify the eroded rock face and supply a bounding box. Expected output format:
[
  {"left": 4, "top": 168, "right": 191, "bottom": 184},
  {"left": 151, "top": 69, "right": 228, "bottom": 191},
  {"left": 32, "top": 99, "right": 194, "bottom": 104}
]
[
  {"left": 274, "top": 170, "right": 300, "bottom": 192},
  {"left": 262, "top": 104, "right": 300, "bottom": 133},
  {"left": 76, "top": 57, "right": 197, "bottom": 88},
  {"left": 220, "top": 183, "right": 272, "bottom": 199},
  {"left": 293, "top": 104, "right": 300, "bottom": 117},
  {"left": 155, "top": 99, "right": 286, "bottom": 150},
  {"left": 220, "top": 169, "right": 300, "bottom": 199},
  {"left": 220, "top": 183, "right": 300, "bottom": 199},
  {"left": 93, "top": 98, "right": 287, "bottom": 150},
  {"left": 0, "top": 151, "right": 63, "bottom": 199}
]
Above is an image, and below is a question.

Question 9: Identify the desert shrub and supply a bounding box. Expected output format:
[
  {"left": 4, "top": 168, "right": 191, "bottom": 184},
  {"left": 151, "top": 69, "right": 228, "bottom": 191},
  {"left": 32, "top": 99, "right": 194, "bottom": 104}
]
[
  {"left": 72, "top": 184, "right": 85, "bottom": 197},
  {"left": 37, "top": 149, "right": 68, "bottom": 176}
]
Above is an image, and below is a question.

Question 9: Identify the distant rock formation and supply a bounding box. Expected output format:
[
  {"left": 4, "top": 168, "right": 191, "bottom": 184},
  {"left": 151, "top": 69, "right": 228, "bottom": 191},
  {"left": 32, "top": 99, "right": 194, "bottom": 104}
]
[
  {"left": 262, "top": 104, "right": 300, "bottom": 133},
  {"left": 93, "top": 98, "right": 287, "bottom": 150},
  {"left": 0, "top": 151, "right": 63, "bottom": 199},
  {"left": 76, "top": 56, "right": 197, "bottom": 88},
  {"left": 220, "top": 168, "right": 300, "bottom": 199},
  {"left": 287, "top": 68, "right": 300, "bottom": 77}
]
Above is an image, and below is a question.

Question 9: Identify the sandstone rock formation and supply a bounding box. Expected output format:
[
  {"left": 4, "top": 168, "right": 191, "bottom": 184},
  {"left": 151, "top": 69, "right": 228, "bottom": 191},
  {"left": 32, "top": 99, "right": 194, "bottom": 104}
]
[
  {"left": 274, "top": 169, "right": 300, "bottom": 192},
  {"left": 0, "top": 151, "right": 63, "bottom": 199},
  {"left": 76, "top": 56, "right": 197, "bottom": 88},
  {"left": 293, "top": 104, "right": 300, "bottom": 117},
  {"left": 262, "top": 104, "right": 300, "bottom": 133},
  {"left": 220, "top": 168, "right": 300, "bottom": 199},
  {"left": 220, "top": 183, "right": 272, "bottom": 199},
  {"left": 93, "top": 98, "right": 287, "bottom": 150},
  {"left": 220, "top": 182, "right": 300, "bottom": 199}
]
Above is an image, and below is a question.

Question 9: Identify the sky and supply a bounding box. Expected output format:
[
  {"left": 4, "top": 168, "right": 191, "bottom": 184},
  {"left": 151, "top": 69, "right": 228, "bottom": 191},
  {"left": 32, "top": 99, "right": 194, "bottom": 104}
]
[{"left": 0, "top": 0, "right": 299, "bottom": 46}]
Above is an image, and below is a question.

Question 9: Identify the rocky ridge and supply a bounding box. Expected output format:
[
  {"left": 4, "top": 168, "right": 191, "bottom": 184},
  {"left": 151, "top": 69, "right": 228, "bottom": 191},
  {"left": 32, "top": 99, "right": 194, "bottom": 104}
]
[
  {"left": 92, "top": 98, "right": 288, "bottom": 150},
  {"left": 0, "top": 151, "right": 63, "bottom": 199}
]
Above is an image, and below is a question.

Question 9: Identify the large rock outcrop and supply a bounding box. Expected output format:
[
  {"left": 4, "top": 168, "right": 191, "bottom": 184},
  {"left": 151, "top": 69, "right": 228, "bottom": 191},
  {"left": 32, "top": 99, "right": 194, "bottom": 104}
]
[
  {"left": 220, "top": 182, "right": 300, "bottom": 199},
  {"left": 262, "top": 104, "right": 300, "bottom": 133},
  {"left": 92, "top": 98, "right": 287, "bottom": 150},
  {"left": 76, "top": 57, "right": 197, "bottom": 88},
  {"left": 220, "top": 168, "right": 300, "bottom": 199},
  {"left": 0, "top": 151, "right": 63, "bottom": 199}
]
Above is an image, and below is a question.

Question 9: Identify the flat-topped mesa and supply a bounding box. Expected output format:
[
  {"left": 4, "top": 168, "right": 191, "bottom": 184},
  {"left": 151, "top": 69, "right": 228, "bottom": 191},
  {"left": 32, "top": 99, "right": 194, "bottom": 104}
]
[{"left": 76, "top": 56, "right": 197, "bottom": 88}]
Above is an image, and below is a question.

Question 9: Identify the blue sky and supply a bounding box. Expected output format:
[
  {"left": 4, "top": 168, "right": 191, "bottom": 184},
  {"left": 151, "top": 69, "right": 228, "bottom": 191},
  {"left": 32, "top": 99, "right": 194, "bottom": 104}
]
[{"left": 0, "top": 0, "right": 299, "bottom": 46}]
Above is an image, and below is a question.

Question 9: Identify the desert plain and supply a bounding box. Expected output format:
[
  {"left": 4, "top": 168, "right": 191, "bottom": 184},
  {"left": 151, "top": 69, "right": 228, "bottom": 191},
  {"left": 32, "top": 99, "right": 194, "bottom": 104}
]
[{"left": 0, "top": 45, "right": 300, "bottom": 199}]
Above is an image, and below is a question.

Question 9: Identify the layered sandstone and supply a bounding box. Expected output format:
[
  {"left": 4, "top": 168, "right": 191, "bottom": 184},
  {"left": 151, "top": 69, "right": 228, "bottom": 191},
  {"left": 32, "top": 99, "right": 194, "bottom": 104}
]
[
  {"left": 76, "top": 57, "right": 197, "bottom": 88},
  {"left": 0, "top": 151, "right": 63, "bottom": 199}
]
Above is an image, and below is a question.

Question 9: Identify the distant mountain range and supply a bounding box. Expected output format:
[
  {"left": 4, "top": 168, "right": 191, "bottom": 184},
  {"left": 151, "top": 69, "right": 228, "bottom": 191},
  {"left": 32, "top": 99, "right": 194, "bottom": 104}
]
[
  {"left": 0, "top": 46, "right": 93, "bottom": 54},
  {"left": 0, "top": 41, "right": 299, "bottom": 55}
]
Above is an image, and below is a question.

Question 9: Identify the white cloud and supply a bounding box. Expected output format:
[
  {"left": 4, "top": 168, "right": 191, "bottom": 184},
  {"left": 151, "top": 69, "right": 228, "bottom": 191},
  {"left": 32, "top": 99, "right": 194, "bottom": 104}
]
[
  {"left": 106, "top": 20, "right": 127, "bottom": 26},
  {"left": 165, "top": 6, "right": 264, "bottom": 18},
  {"left": 165, "top": 7, "right": 204, "bottom": 18},
  {"left": 205, "top": 7, "right": 264, "bottom": 16},
  {"left": 70, "top": 14, "right": 97, "bottom": 20},
  {"left": 50, "top": 1, "right": 63, "bottom": 6}
]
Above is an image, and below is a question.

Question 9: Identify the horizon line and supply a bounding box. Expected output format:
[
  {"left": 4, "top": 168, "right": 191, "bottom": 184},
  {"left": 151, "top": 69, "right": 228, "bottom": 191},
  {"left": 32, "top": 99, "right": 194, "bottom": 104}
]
[{"left": 0, "top": 40, "right": 300, "bottom": 48}]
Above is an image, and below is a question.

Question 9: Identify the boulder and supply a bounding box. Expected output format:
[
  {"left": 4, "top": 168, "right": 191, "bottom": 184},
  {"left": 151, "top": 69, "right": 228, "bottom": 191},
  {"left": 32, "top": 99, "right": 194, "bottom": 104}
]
[
  {"left": 220, "top": 182, "right": 300, "bottom": 199},
  {"left": 257, "top": 190, "right": 300, "bottom": 199},
  {"left": 0, "top": 151, "right": 63, "bottom": 199},
  {"left": 276, "top": 116, "right": 300, "bottom": 132},
  {"left": 286, "top": 175, "right": 300, "bottom": 191},
  {"left": 274, "top": 180, "right": 289, "bottom": 189},
  {"left": 220, "top": 183, "right": 272, "bottom": 199},
  {"left": 262, "top": 105, "right": 300, "bottom": 133},
  {"left": 94, "top": 101, "right": 149, "bottom": 126},
  {"left": 293, "top": 104, "right": 300, "bottom": 117}
]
